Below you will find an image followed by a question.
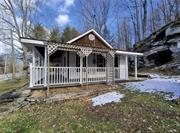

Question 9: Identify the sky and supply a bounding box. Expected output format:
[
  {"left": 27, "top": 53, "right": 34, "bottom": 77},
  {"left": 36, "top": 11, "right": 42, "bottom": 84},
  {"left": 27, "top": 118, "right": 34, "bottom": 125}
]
[
  {"left": 35, "top": 0, "right": 83, "bottom": 31},
  {"left": 0, "top": 0, "right": 81, "bottom": 54},
  {"left": 34, "top": 0, "right": 117, "bottom": 34},
  {"left": 0, "top": 0, "right": 119, "bottom": 55}
]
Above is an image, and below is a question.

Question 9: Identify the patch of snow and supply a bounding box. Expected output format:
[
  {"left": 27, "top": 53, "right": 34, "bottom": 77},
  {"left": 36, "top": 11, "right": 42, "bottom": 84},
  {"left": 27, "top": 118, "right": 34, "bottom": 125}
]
[
  {"left": 91, "top": 91, "right": 125, "bottom": 106},
  {"left": 122, "top": 76, "right": 180, "bottom": 100}
]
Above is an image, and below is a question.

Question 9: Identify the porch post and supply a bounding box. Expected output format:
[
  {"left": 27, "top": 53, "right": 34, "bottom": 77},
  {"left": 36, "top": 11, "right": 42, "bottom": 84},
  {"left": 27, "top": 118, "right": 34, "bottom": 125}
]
[
  {"left": 106, "top": 53, "right": 108, "bottom": 83},
  {"left": 112, "top": 54, "right": 115, "bottom": 85},
  {"left": 118, "top": 55, "right": 121, "bottom": 80},
  {"left": 47, "top": 52, "right": 50, "bottom": 96},
  {"left": 125, "top": 55, "right": 128, "bottom": 80},
  {"left": 44, "top": 46, "right": 47, "bottom": 86},
  {"left": 135, "top": 55, "right": 137, "bottom": 80},
  {"left": 32, "top": 47, "right": 35, "bottom": 66},
  {"left": 86, "top": 55, "right": 88, "bottom": 85},
  {"left": 80, "top": 56, "right": 83, "bottom": 85},
  {"left": 29, "top": 63, "right": 33, "bottom": 87},
  {"left": 78, "top": 48, "right": 92, "bottom": 86},
  {"left": 107, "top": 50, "right": 115, "bottom": 85}
]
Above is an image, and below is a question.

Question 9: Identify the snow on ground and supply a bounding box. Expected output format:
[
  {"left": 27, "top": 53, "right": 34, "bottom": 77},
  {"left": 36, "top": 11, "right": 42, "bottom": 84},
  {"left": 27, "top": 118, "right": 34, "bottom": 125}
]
[
  {"left": 0, "top": 73, "right": 23, "bottom": 81},
  {"left": 122, "top": 75, "right": 180, "bottom": 100},
  {"left": 91, "top": 91, "right": 124, "bottom": 106}
]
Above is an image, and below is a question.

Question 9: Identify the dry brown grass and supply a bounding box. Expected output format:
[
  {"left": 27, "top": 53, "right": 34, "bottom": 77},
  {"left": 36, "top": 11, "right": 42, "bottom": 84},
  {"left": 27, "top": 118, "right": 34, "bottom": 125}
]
[{"left": 31, "top": 84, "right": 112, "bottom": 99}]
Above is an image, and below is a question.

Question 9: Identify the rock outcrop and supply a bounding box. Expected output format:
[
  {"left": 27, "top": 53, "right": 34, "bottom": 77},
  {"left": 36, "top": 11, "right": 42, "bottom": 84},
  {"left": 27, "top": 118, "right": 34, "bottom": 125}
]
[{"left": 134, "top": 20, "right": 180, "bottom": 73}]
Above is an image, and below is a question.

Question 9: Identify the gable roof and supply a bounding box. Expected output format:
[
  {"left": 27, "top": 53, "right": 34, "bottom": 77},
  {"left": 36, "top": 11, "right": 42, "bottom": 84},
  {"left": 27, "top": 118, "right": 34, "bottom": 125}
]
[{"left": 67, "top": 29, "right": 113, "bottom": 49}]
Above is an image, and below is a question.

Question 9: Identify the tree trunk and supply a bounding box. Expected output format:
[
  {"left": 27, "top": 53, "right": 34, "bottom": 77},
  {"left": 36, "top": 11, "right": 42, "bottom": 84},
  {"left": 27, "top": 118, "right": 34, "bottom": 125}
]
[
  {"left": 150, "top": 0, "right": 155, "bottom": 32},
  {"left": 134, "top": 0, "right": 141, "bottom": 42},
  {"left": 175, "top": 0, "right": 180, "bottom": 19},
  {"left": 11, "top": 30, "right": 16, "bottom": 80},
  {"left": 142, "top": 0, "right": 147, "bottom": 39},
  {"left": 22, "top": 45, "right": 28, "bottom": 76}
]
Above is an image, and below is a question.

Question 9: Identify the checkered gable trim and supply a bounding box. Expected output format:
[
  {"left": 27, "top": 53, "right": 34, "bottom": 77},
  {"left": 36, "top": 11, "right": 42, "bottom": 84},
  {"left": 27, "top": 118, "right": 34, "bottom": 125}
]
[{"left": 48, "top": 44, "right": 58, "bottom": 55}]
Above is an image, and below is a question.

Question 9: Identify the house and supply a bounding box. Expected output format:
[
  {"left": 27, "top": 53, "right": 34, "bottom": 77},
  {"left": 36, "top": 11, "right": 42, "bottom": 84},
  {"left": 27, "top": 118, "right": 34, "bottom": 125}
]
[
  {"left": 20, "top": 29, "right": 143, "bottom": 88},
  {"left": 134, "top": 20, "right": 180, "bottom": 70}
]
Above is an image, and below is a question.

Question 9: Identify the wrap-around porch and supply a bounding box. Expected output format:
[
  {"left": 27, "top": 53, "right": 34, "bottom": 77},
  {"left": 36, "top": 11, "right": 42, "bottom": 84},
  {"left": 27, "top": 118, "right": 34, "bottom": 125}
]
[{"left": 29, "top": 43, "right": 140, "bottom": 88}]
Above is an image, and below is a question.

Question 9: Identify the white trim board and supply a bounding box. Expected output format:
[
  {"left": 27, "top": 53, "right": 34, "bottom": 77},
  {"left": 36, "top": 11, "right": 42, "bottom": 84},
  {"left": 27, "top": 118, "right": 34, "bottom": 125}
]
[
  {"left": 67, "top": 29, "right": 113, "bottom": 49},
  {"left": 21, "top": 38, "right": 44, "bottom": 45},
  {"left": 116, "top": 50, "right": 143, "bottom": 56}
]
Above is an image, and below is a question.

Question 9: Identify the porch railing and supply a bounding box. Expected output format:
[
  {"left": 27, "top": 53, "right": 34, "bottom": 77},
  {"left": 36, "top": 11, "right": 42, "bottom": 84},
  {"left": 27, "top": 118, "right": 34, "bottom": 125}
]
[
  {"left": 30, "top": 66, "right": 45, "bottom": 86},
  {"left": 83, "top": 67, "right": 106, "bottom": 83},
  {"left": 29, "top": 65, "right": 122, "bottom": 87},
  {"left": 49, "top": 67, "right": 80, "bottom": 85}
]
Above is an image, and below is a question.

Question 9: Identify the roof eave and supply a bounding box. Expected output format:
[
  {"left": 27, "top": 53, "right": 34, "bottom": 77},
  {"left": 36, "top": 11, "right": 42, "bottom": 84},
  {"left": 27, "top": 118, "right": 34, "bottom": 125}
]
[
  {"left": 116, "top": 50, "right": 143, "bottom": 56},
  {"left": 20, "top": 38, "right": 45, "bottom": 46}
]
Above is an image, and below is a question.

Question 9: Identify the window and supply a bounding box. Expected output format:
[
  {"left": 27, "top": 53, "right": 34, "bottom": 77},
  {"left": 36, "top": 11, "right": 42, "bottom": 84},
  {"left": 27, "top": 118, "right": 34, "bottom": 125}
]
[
  {"left": 115, "top": 56, "right": 119, "bottom": 67},
  {"left": 76, "top": 54, "right": 80, "bottom": 67},
  {"left": 97, "top": 55, "right": 105, "bottom": 67}
]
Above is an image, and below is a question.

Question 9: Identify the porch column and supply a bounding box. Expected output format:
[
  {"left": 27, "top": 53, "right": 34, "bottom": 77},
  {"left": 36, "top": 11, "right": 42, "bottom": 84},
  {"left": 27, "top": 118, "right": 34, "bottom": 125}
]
[
  {"left": 32, "top": 47, "right": 36, "bottom": 66},
  {"left": 106, "top": 50, "right": 115, "bottom": 85},
  {"left": 86, "top": 55, "right": 88, "bottom": 85},
  {"left": 125, "top": 55, "right": 128, "bottom": 80},
  {"left": 112, "top": 54, "right": 115, "bottom": 85},
  {"left": 77, "top": 51, "right": 85, "bottom": 85},
  {"left": 80, "top": 56, "right": 83, "bottom": 84},
  {"left": 118, "top": 55, "right": 121, "bottom": 79},
  {"left": 44, "top": 46, "right": 47, "bottom": 86},
  {"left": 105, "top": 53, "right": 108, "bottom": 83},
  {"left": 29, "top": 63, "right": 33, "bottom": 87},
  {"left": 135, "top": 55, "right": 137, "bottom": 80}
]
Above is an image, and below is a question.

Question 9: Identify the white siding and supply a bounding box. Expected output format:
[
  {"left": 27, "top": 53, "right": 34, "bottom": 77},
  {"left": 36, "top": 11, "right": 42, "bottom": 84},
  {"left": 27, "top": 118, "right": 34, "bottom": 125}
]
[{"left": 119, "top": 55, "right": 128, "bottom": 79}]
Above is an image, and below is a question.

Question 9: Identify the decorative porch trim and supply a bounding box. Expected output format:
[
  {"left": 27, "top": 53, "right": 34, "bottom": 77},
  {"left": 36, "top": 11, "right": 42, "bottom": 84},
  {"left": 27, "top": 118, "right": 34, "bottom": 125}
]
[
  {"left": 100, "top": 53, "right": 106, "bottom": 58},
  {"left": 48, "top": 44, "right": 58, "bottom": 55},
  {"left": 46, "top": 42, "right": 109, "bottom": 56},
  {"left": 58, "top": 47, "right": 77, "bottom": 52},
  {"left": 77, "top": 51, "right": 85, "bottom": 58},
  {"left": 81, "top": 48, "right": 92, "bottom": 57},
  {"left": 109, "top": 50, "right": 115, "bottom": 58}
]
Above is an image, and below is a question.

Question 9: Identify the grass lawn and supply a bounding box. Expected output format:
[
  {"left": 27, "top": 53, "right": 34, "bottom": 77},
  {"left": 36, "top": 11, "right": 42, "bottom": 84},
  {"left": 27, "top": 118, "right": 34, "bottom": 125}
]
[
  {"left": 0, "top": 77, "right": 28, "bottom": 94},
  {"left": 0, "top": 87, "right": 179, "bottom": 133}
]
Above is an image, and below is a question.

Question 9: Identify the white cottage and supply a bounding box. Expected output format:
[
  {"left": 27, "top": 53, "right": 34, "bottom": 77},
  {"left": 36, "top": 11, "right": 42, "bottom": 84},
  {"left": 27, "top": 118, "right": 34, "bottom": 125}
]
[{"left": 20, "top": 29, "right": 143, "bottom": 88}]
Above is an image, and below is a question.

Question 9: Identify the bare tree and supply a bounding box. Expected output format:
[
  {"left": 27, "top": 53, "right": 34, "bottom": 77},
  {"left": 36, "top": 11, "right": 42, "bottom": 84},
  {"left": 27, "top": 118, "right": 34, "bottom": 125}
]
[
  {"left": 122, "top": 18, "right": 132, "bottom": 50},
  {"left": 0, "top": 0, "right": 40, "bottom": 75},
  {"left": 175, "top": 0, "right": 180, "bottom": 19},
  {"left": 122, "top": 0, "right": 138, "bottom": 43},
  {"left": 150, "top": 0, "right": 155, "bottom": 32},
  {"left": 116, "top": 16, "right": 122, "bottom": 49},
  {"left": 134, "top": 0, "right": 141, "bottom": 42},
  {"left": 158, "top": 0, "right": 179, "bottom": 25},
  {"left": 142, "top": 0, "right": 147, "bottom": 39},
  {"left": 77, "top": 0, "right": 113, "bottom": 41}
]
